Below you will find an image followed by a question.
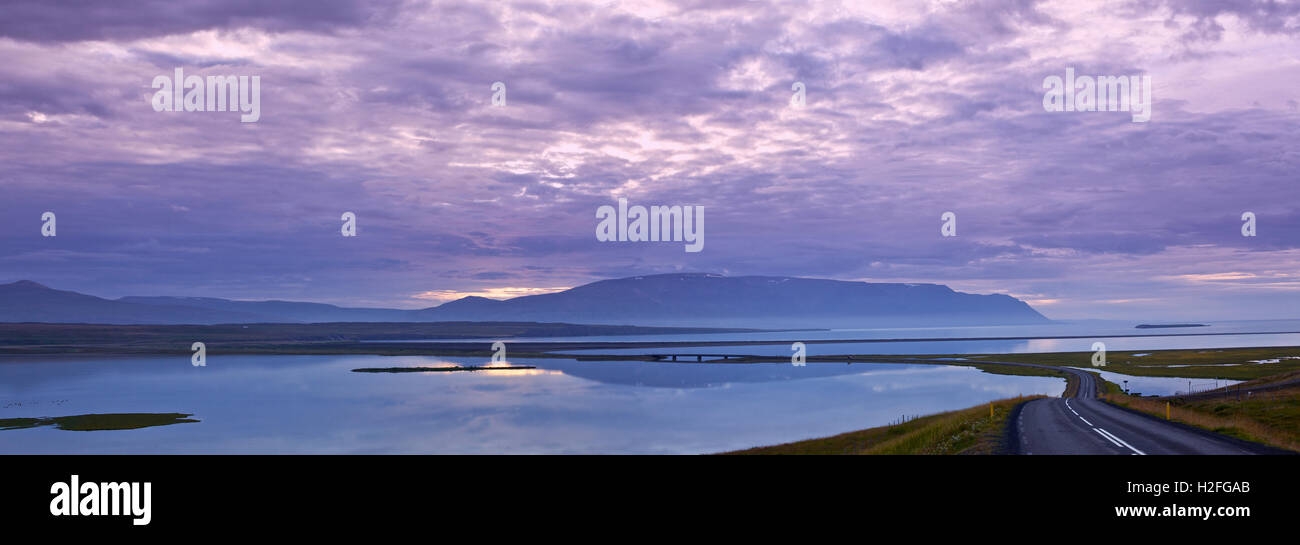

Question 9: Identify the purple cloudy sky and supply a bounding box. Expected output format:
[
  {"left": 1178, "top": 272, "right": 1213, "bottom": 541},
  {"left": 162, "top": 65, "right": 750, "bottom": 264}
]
[{"left": 1, "top": 0, "right": 1298, "bottom": 320}]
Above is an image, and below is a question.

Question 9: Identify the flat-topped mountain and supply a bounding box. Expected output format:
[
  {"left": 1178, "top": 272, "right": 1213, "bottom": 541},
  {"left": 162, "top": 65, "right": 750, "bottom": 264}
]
[
  {"left": 420, "top": 274, "right": 1048, "bottom": 327},
  {"left": 0, "top": 274, "right": 1048, "bottom": 327}
]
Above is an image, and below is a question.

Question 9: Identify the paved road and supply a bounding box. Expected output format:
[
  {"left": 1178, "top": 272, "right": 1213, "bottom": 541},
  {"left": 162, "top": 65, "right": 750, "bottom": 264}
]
[{"left": 1010, "top": 364, "right": 1259, "bottom": 455}]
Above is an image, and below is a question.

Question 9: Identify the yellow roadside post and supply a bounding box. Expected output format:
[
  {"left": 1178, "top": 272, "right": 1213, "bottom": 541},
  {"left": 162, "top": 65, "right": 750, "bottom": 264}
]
[
  {"left": 990, "top": 402, "right": 994, "bottom": 418},
  {"left": 1166, "top": 402, "right": 1170, "bottom": 420}
]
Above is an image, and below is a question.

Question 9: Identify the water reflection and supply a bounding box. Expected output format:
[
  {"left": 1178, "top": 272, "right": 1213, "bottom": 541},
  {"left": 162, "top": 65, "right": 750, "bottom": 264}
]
[{"left": 0, "top": 354, "right": 1065, "bottom": 454}]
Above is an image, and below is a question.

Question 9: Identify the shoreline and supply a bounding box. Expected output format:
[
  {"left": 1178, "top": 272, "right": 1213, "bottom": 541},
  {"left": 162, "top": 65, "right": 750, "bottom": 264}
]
[
  {"left": 3, "top": 322, "right": 1300, "bottom": 380},
  {"left": 3, "top": 342, "right": 1300, "bottom": 381},
  {"left": 4, "top": 322, "right": 1300, "bottom": 356},
  {"left": 725, "top": 396, "right": 1040, "bottom": 455}
]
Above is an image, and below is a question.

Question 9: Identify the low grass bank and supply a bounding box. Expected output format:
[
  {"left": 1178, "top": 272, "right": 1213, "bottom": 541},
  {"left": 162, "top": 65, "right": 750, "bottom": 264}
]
[
  {"left": 1092, "top": 371, "right": 1125, "bottom": 395},
  {"left": 914, "top": 347, "right": 1300, "bottom": 381},
  {"left": 725, "top": 396, "right": 1040, "bottom": 455},
  {"left": 1103, "top": 386, "right": 1300, "bottom": 453},
  {"left": 966, "top": 362, "right": 1070, "bottom": 381}
]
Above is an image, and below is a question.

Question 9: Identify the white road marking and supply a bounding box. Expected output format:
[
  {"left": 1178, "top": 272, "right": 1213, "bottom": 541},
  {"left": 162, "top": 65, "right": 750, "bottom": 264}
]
[
  {"left": 1065, "top": 397, "right": 1149, "bottom": 455},
  {"left": 1093, "top": 427, "right": 1124, "bottom": 448},
  {"left": 1065, "top": 398, "right": 1091, "bottom": 428},
  {"left": 1095, "top": 427, "right": 1146, "bottom": 455}
]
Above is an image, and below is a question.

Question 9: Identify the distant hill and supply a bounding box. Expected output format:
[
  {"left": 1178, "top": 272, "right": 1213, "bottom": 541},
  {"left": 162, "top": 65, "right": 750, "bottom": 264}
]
[
  {"left": 117, "top": 296, "right": 417, "bottom": 322},
  {"left": 0, "top": 281, "right": 262, "bottom": 324},
  {"left": 416, "top": 273, "right": 1049, "bottom": 327},
  {"left": 0, "top": 274, "right": 1048, "bottom": 327}
]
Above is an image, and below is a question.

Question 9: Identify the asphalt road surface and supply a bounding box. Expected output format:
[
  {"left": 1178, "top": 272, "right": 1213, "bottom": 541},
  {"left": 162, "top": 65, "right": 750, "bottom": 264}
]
[{"left": 1011, "top": 364, "right": 1262, "bottom": 455}]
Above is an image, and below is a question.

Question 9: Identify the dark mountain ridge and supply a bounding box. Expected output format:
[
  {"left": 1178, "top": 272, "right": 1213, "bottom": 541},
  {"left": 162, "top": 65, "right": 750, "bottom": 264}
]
[{"left": 0, "top": 273, "right": 1049, "bottom": 327}]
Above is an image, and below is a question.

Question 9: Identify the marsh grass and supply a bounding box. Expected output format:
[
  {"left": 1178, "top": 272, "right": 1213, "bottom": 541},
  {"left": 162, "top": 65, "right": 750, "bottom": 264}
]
[{"left": 927, "top": 347, "right": 1300, "bottom": 381}]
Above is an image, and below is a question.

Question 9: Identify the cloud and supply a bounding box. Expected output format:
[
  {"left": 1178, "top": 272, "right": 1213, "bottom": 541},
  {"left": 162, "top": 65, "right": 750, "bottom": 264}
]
[
  {"left": 0, "top": 0, "right": 403, "bottom": 43},
  {"left": 0, "top": 0, "right": 1297, "bottom": 319}
]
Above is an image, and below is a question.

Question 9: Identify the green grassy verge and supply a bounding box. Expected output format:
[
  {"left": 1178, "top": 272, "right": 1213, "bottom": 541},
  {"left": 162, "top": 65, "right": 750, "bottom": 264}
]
[
  {"left": 1092, "top": 371, "right": 1125, "bottom": 395},
  {"left": 1102, "top": 379, "right": 1300, "bottom": 452},
  {"left": 724, "top": 396, "right": 1038, "bottom": 455},
  {"left": 890, "top": 347, "right": 1300, "bottom": 380}
]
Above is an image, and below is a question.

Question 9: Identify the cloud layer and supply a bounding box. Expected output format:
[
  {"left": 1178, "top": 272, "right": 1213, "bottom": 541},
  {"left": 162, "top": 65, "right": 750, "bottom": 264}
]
[{"left": 1, "top": 0, "right": 1298, "bottom": 320}]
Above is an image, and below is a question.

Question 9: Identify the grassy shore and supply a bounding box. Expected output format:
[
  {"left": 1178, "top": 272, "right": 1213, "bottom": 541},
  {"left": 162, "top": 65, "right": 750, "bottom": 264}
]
[
  {"left": 963, "top": 362, "right": 1075, "bottom": 383},
  {"left": 725, "top": 396, "right": 1038, "bottom": 454},
  {"left": 908, "top": 347, "right": 1300, "bottom": 380},
  {"left": 1101, "top": 373, "right": 1300, "bottom": 452}
]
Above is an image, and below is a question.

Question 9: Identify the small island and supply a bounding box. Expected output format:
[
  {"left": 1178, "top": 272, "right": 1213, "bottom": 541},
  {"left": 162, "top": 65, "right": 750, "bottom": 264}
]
[
  {"left": 0, "top": 413, "right": 198, "bottom": 431},
  {"left": 1135, "top": 323, "right": 1208, "bottom": 329}
]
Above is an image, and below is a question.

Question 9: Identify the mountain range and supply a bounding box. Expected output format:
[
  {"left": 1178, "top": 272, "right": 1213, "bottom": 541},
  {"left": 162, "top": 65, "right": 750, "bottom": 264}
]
[{"left": 0, "top": 274, "right": 1049, "bottom": 327}]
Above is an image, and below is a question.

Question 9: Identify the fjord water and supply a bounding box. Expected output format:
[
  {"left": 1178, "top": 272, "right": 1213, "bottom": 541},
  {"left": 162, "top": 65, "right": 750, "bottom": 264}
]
[
  {"left": 372, "top": 319, "right": 1300, "bottom": 356},
  {"left": 1, "top": 354, "right": 1065, "bottom": 454},
  {"left": 538, "top": 320, "right": 1300, "bottom": 357},
  {"left": 4, "top": 320, "right": 1290, "bottom": 453}
]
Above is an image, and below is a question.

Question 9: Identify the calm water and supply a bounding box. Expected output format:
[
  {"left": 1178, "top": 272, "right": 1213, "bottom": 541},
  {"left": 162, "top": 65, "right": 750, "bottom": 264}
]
[
  {"left": 1, "top": 354, "right": 1066, "bottom": 454},
  {"left": 370, "top": 319, "right": 1300, "bottom": 356},
  {"left": 6, "top": 318, "right": 1291, "bottom": 453}
]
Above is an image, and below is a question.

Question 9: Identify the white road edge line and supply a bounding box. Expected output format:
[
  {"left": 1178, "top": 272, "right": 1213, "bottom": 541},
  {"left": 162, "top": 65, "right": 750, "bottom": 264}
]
[
  {"left": 1092, "top": 427, "right": 1124, "bottom": 448},
  {"left": 1080, "top": 417, "right": 1092, "bottom": 426},
  {"left": 1096, "top": 427, "right": 1146, "bottom": 455}
]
